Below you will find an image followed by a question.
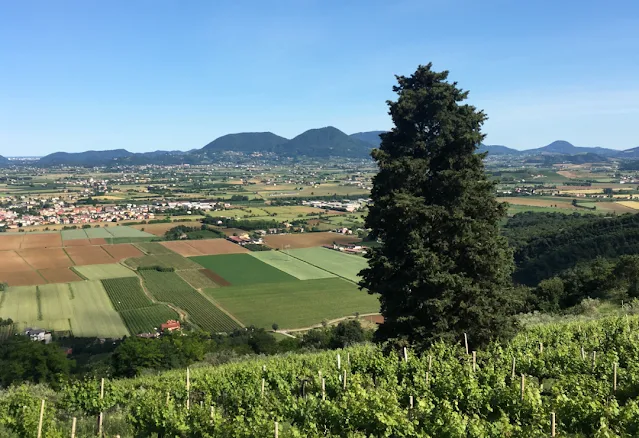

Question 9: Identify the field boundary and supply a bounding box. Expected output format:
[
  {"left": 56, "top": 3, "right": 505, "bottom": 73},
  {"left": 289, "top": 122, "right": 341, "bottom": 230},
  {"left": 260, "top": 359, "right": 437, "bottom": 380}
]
[
  {"left": 282, "top": 250, "right": 359, "bottom": 285},
  {"left": 280, "top": 312, "right": 381, "bottom": 333},
  {"left": 194, "top": 289, "right": 245, "bottom": 329}
]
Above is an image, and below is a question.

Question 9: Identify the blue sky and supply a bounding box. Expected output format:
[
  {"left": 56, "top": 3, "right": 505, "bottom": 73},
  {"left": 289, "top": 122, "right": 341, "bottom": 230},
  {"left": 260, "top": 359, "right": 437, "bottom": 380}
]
[{"left": 1, "top": 0, "right": 638, "bottom": 155}]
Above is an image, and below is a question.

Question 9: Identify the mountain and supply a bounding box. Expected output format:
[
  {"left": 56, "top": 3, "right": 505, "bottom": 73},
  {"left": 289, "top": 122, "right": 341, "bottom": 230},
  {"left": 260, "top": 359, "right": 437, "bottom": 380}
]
[
  {"left": 523, "top": 140, "right": 620, "bottom": 157},
  {"left": 201, "top": 132, "right": 288, "bottom": 153},
  {"left": 0, "top": 155, "right": 9, "bottom": 166},
  {"left": 478, "top": 144, "right": 521, "bottom": 155},
  {"left": 350, "top": 131, "right": 386, "bottom": 147},
  {"left": 276, "top": 127, "right": 373, "bottom": 158},
  {"left": 38, "top": 149, "right": 133, "bottom": 166},
  {"left": 617, "top": 147, "right": 639, "bottom": 159}
]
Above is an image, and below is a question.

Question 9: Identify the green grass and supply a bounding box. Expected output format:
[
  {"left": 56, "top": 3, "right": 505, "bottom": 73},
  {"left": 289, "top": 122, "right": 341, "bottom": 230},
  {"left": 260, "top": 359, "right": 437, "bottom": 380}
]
[
  {"left": 286, "top": 247, "right": 367, "bottom": 283},
  {"left": 204, "top": 278, "right": 379, "bottom": 329},
  {"left": 72, "top": 264, "right": 137, "bottom": 280},
  {"left": 140, "top": 270, "right": 240, "bottom": 332},
  {"left": 190, "top": 254, "right": 298, "bottom": 285},
  {"left": 177, "top": 269, "right": 219, "bottom": 289},
  {"left": 105, "top": 226, "right": 156, "bottom": 238},
  {"left": 119, "top": 305, "right": 179, "bottom": 335},
  {"left": 84, "top": 227, "right": 113, "bottom": 238},
  {"left": 124, "top": 254, "right": 201, "bottom": 271},
  {"left": 0, "top": 282, "right": 129, "bottom": 338},
  {"left": 249, "top": 251, "right": 335, "bottom": 280},
  {"left": 135, "top": 242, "right": 176, "bottom": 255},
  {"left": 101, "top": 277, "right": 153, "bottom": 311},
  {"left": 61, "top": 229, "right": 89, "bottom": 240}
]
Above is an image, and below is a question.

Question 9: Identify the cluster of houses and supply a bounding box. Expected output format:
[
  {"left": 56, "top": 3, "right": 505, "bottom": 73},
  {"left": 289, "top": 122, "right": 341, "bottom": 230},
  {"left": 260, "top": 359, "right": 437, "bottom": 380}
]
[
  {"left": 301, "top": 199, "right": 369, "bottom": 212},
  {"left": 136, "top": 320, "right": 182, "bottom": 339},
  {"left": 323, "top": 242, "right": 367, "bottom": 255}
]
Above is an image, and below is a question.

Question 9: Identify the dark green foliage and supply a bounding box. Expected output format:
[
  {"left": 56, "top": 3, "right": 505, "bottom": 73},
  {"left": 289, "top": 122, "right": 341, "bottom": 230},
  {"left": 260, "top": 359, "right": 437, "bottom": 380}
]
[
  {"left": 513, "top": 213, "right": 639, "bottom": 285},
  {"left": 0, "top": 336, "right": 72, "bottom": 389},
  {"left": 202, "top": 132, "right": 288, "bottom": 153},
  {"left": 275, "top": 126, "right": 373, "bottom": 158},
  {"left": 361, "top": 63, "right": 517, "bottom": 350},
  {"left": 137, "top": 265, "right": 175, "bottom": 272},
  {"left": 163, "top": 225, "right": 225, "bottom": 240},
  {"left": 202, "top": 216, "right": 282, "bottom": 231},
  {"left": 350, "top": 131, "right": 387, "bottom": 147},
  {"left": 301, "top": 320, "right": 371, "bottom": 349},
  {"left": 244, "top": 243, "right": 271, "bottom": 251}
]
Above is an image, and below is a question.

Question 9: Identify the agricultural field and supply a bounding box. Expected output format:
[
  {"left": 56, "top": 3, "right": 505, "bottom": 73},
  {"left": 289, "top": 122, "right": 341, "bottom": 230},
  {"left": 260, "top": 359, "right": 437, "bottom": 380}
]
[
  {"left": 139, "top": 270, "right": 240, "bottom": 332},
  {"left": 21, "top": 233, "right": 63, "bottom": 249},
  {"left": 38, "top": 267, "right": 83, "bottom": 283},
  {"left": 204, "top": 277, "right": 378, "bottom": 329},
  {"left": 130, "top": 221, "right": 204, "bottom": 236},
  {"left": 160, "top": 241, "right": 205, "bottom": 257},
  {"left": 250, "top": 251, "right": 336, "bottom": 280},
  {"left": 18, "top": 248, "right": 73, "bottom": 269},
  {"left": 64, "top": 245, "right": 115, "bottom": 265},
  {"left": 119, "top": 305, "right": 179, "bottom": 335},
  {"left": 124, "top": 254, "right": 201, "bottom": 271},
  {"left": 177, "top": 239, "right": 249, "bottom": 255},
  {"left": 101, "top": 243, "right": 144, "bottom": 260},
  {"left": 177, "top": 269, "right": 220, "bottom": 289},
  {"left": 67, "top": 281, "right": 129, "bottom": 338},
  {"left": 135, "top": 242, "right": 176, "bottom": 255},
  {"left": 286, "top": 247, "right": 367, "bottom": 282},
  {"left": 190, "top": 254, "right": 298, "bottom": 285},
  {"left": 101, "top": 277, "right": 153, "bottom": 311},
  {"left": 263, "top": 231, "right": 361, "bottom": 249},
  {"left": 72, "top": 263, "right": 137, "bottom": 280}
]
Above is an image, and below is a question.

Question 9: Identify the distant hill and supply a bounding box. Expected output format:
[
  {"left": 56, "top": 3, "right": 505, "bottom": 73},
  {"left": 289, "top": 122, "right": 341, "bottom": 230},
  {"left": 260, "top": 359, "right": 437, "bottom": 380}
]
[
  {"left": 0, "top": 155, "right": 9, "bottom": 166},
  {"left": 38, "top": 149, "right": 133, "bottom": 166},
  {"left": 276, "top": 127, "right": 373, "bottom": 158},
  {"left": 201, "top": 132, "right": 289, "bottom": 153},
  {"left": 478, "top": 144, "right": 521, "bottom": 155},
  {"left": 522, "top": 140, "right": 620, "bottom": 157},
  {"left": 350, "top": 131, "right": 386, "bottom": 147}
]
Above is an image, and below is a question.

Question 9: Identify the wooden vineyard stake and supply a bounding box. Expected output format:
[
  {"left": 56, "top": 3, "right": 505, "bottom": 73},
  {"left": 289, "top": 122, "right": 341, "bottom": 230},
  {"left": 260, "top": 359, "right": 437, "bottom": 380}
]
[
  {"left": 551, "top": 412, "right": 556, "bottom": 437},
  {"left": 464, "top": 333, "right": 469, "bottom": 355},
  {"left": 428, "top": 355, "right": 432, "bottom": 372},
  {"left": 581, "top": 347, "right": 585, "bottom": 360},
  {"left": 343, "top": 369, "right": 347, "bottom": 390},
  {"left": 403, "top": 347, "right": 408, "bottom": 362},
  {"left": 318, "top": 370, "right": 322, "bottom": 381},
  {"left": 321, "top": 378, "right": 326, "bottom": 400},
  {"left": 472, "top": 351, "right": 477, "bottom": 372},
  {"left": 520, "top": 374, "right": 525, "bottom": 401},
  {"left": 426, "top": 371, "right": 430, "bottom": 384},
  {"left": 261, "top": 378, "right": 265, "bottom": 397},
  {"left": 186, "top": 367, "right": 191, "bottom": 410},
  {"left": 592, "top": 351, "right": 597, "bottom": 368},
  {"left": 71, "top": 417, "right": 77, "bottom": 438},
  {"left": 614, "top": 362, "right": 618, "bottom": 394},
  {"left": 539, "top": 342, "right": 543, "bottom": 354},
  {"left": 337, "top": 353, "right": 341, "bottom": 370},
  {"left": 274, "top": 421, "right": 279, "bottom": 438},
  {"left": 37, "top": 399, "right": 45, "bottom": 438},
  {"left": 511, "top": 357, "right": 516, "bottom": 380},
  {"left": 210, "top": 405, "right": 215, "bottom": 420},
  {"left": 98, "top": 378, "right": 105, "bottom": 437},
  {"left": 263, "top": 365, "right": 266, "bottom": 372},
  {"left": 166, "top": 391, "right": 170, "bottom": 405},
  {"left": 409, "top": 395, "right": 414, "bottom": 409},
  {"left": 347, "top": 352, "right": 350, "bottom": 366}
]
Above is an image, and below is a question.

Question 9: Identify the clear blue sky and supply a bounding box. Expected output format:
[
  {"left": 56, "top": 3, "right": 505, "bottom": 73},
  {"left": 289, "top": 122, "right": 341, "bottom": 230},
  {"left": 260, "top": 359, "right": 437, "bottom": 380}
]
[{"left": 1, "top": 0, "right": 638, "bottom": 155}]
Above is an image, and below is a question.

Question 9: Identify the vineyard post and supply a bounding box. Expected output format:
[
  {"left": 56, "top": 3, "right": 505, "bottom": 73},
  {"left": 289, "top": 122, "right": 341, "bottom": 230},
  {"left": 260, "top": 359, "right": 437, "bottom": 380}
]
[
  {"left": 409, "top": 395, "right": 414, "bottom": 420},
  {"left": 98, "top": 377, "right": 105, "bottom": 437},
  {"left": 275, "top": 421, "right": 279, "bottom": 438},
  {"left": 551, "top": 412, "right": 556, "bottom": 437},
  {"left": 426, "top": 371, "right": 429, "bottom": 385},
  {"left": 71, "top": 417, "right": 76, "bottom": 438},
  {"left": 539, "top": 342, "right": 543, "bottom": 354},
  {"left": 520, "top": 374, "right": 525, "bottom": 401},
  {"left": 322, "top": 378, "right": 326, "bottom": 400},
  {"left": 337, "top": 353, "right": 341, "bottom": 370},
  {"left": 614, "top": 362, "right": 618, "bottom": 394},
  {"left": 261, "top": 378, "right": 265, "bottom": 397},
  {"left": 428, "top": 355, "right": 432, "bottom": 372},
  {"left": 464, "top": 333, "right": 469, "bottom": 355},
  {"left": 186, "top": 367, "right": 191, "bottom": 410},
  {"left": 403, "top": 347, "right": 408, "bottom": 362},
  {"left": 511, "top": 357, "right": 516, "bottom": 380},
  {"left": 347, "top": 352, "right": 350, "bottom": 366},
  {"left": 472, "top": 351, "right": 477, "bottom": 372},
  {"left": 166, "top": 391, "right": 170, "bottom": 406},
  {"left": 210, "top": 405, "right": 215, "bottom": 421},
  {"left": 36, "top": 399, "right": 44, "bottom": 438},
  {"left": 581, "top": 347, "right": 585, "bottom": 360},
  {"left": 343, "top": 369, "right": 347, "bottom": 390},
  {"left": 592, "top": 351, "right": 597, "bottom": 369}
]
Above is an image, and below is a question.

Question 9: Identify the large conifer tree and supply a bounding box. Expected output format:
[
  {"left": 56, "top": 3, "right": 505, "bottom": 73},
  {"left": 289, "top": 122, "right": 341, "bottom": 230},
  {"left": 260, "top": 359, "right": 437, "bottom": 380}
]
[{"left": 361, "top": 63, "right": 516, "bottom": 350}]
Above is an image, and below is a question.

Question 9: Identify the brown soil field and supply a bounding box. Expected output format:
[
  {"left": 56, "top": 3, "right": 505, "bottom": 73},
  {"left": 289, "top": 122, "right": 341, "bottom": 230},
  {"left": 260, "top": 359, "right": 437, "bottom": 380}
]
[
  {"left": 18, "top": 248, "right": 73, "bottom": 269},
  {"left": 89, "top": 238, "right": 107, "bottom": 245},
  {"left": 38, "top": 267, "right": 83, "bottom": 283},
  {"left": 186, "top": 239, "right": 249, "bottom": 255},
  {"left": 0, "top": 235, "right": 24, "bottom": 251},
  {"left": 130, "top": 221, "right": 199, "bottom": 236},
  {"left": 0, "top": 270, "right": 46, "bottom": 286},
  {"left": 0, "top": 250, "right": 33, "bottom": 272},
  {"left": 21, "top": 233, "right": 63, "bottom": 249},
  {"left": 199, "top": 269, "right": 231, "bottom": 286},
  {"left": 160, "top": 241, "right": 205, "bottom": 257},
  {"left": 63, "top": 239, "right": 92, "bottom": 247},
  {"left": 264, "top": 232, "right": 361, "bottom": 249},
  {"left": 65, "top": 246, "right": 115, "bottom": 266},
  {"left": 102, "top": 243, "right": 144, "bottom": 260}
]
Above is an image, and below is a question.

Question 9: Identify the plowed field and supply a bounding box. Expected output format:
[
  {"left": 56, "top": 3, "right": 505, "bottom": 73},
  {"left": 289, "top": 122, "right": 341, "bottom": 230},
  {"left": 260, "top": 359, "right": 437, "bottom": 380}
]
[
  {"left": 185, "top": 239, "right": 249, "bottom": 255},
  {"left": 18, "top": 248, "right": 73, "bottom": 269},
  {"left": 0, "top": 270, "right": 46, "bottom": 286},
  {"left": 102, "top": 243, "right": 144, "bottom": 260},
  {"left": 38, "top": 267, "right": 83, "bottom": 283},
  {"left": 21, "top": 233, "right": 63, "bottom": 249},
  {"left": 0, "top": 251, "right": 32, "bottom": 272},
  {"left": 65, "top": 246, "right": 115, "bottom": 265},
  {"left": 159, "top": 241, "right": 204, "bottom": 257}
]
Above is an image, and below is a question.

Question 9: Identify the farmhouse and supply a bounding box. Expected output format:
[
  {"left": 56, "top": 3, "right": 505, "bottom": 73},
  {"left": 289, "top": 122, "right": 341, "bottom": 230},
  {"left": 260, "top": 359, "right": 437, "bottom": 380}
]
[
  {"left": 24, "top": 327, "right": 53, "bottom": 344},
  {"left": 161, "top": 320, "right": 181, "bottom": 332}
]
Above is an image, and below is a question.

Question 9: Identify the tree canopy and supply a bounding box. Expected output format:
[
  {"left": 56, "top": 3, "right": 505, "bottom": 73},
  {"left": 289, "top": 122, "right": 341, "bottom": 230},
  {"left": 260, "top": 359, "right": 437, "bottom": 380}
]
[{"left": 361, "top": 63, "right": 517, "bottom": 350}]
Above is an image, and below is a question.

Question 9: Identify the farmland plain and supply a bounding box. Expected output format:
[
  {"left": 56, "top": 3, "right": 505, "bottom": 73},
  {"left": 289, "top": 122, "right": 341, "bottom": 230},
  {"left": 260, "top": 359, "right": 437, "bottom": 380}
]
[
  {"left": 72, "top": 264, "right": 137, "bottom": 280},
  {"left": 119, "top": 305, "right": 179, "bottom": 335},
  {"left": 286, "top": 247, "right": 367, "bottom": 282},
  {"left": 250, "top": 251, "right": 335, "bottom": 280},
  {"left": 190, "top": 253, "right": 298, "bottom": 285}
]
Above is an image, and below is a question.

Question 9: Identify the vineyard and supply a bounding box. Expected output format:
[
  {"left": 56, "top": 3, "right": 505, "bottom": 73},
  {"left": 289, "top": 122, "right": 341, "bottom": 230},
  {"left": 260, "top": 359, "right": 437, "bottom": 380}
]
[
  {"left": 119, "top": 304, "right": 179, "bottom": 335},
  {"left": 140, "top": 271, "right": 241, "bottom": 333},
  {"left": 101, "top": 277, "right": 153, "bottom": 311},
  {"left": 3, "top": 316, "right": 639, "bottom": 437}
]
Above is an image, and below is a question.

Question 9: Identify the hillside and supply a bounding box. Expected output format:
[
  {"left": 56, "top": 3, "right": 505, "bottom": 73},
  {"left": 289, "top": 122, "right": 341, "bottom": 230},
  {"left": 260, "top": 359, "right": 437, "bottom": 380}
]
[
  {"left": 276, "top": 126, "right": 373, "bottom": 158},
  {"left": 477, "top": 143, "right": 520, "bottom": 155},
  {"left": 0, "top": 155, "right": 9, "bottom": 166},
  {"left": 522, "top": 140, "right": 620, "bottom": 157},
  {"left": 38, "top": 149, "right": 134, "bottom": 166},
  {"left": 201, "top": 132, "right": 289, "bottom": 153},
  {"left": 349, "top": 130, "right": 386, "bottom": 147}
]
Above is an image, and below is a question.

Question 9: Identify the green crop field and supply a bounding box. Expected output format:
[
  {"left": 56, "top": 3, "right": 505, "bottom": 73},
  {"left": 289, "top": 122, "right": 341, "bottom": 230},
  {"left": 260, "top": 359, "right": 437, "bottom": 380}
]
[
  {"left": 286, "top": 247, "right": 367, "bottom": 282},
  {"left": 72, "top": 264, "right": 137, "bottom": 280},
  {"left": 177, "top": 269, "right": 219, "bottom": 289},
  {"left": 0, "top": 282, "right": 128, "bottom": 338},
  {"left": 124, "top": 254, "right": 200, "bottom": 271},
  {"left": 61, "top": 229, "right": 89, "bottom": 240},
  {"left": 135, "top": 242, "right": 176, "bottom": 255},
  {"left": 204, "top": 278, "right": 379, "bottom": 329},
  {"left": 119, "top": 304, "right": 178, "bottom": 335},
  {"left": 190, "top": 254, "right": 298, "bottom": 285},
  {"left": 106, "top": 236, "right": 158, "bottom": 244},
  {"left": 101, "top": 277, "right": 153, "bottom": 311},
  {"left": 249, "top": 252, "right": 335, "bottom": 280},
  {"left": 140, "top": 270, "right": 240, "bottom": 332},
  {"left": 84, "top": 227, "right": 113, "bottom": 238},
  {"left": 105, "top": 226, "right": 155, "bottom": 238}
]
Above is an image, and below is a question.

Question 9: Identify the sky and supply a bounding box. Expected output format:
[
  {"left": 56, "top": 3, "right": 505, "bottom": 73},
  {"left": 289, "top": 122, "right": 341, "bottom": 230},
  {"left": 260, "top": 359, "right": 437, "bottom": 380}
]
[{"left": 1, "top": 0, "right": 638, "bottom": 155}]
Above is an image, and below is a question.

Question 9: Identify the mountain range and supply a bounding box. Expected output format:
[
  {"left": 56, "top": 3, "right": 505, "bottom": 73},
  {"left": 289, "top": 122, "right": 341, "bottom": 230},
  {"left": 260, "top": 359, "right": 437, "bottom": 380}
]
[{"left": 7, "top": 128, "right": 639, "bottom": 166}]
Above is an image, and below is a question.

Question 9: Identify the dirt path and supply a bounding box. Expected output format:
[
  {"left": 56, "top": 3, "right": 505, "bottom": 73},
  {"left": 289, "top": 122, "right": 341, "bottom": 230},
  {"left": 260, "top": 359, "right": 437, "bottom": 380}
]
[{"left": 278, "top": 312, "right": 381, "bottom": 334}]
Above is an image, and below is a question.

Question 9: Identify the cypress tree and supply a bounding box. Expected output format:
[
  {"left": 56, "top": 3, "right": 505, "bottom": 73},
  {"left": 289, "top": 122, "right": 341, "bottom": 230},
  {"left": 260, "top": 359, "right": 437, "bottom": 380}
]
[{"left": 361, "top": 63, "right": 517, "bottom": 350}]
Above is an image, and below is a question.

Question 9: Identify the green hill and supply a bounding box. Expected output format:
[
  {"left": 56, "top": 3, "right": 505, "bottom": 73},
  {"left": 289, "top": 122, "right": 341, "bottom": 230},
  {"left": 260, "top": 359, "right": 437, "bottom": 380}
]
[
  {"left": 201, "top": 132, "right": 289, "bottom": 153},
  {"left": 350, "top": 130, "right": 386, "bottom": 147},
  {"left": 276, "top": 126, "right": 373, "bottom": 158}
]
